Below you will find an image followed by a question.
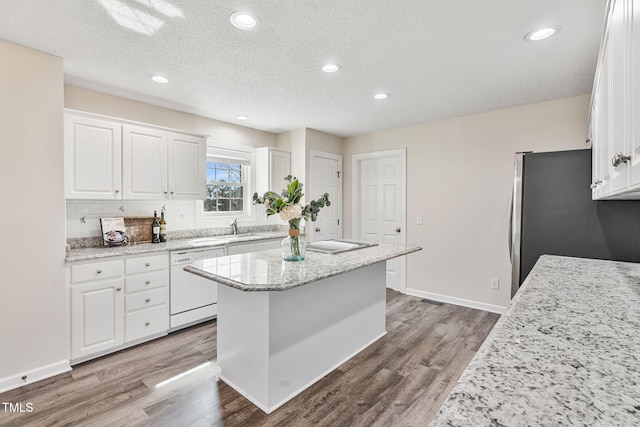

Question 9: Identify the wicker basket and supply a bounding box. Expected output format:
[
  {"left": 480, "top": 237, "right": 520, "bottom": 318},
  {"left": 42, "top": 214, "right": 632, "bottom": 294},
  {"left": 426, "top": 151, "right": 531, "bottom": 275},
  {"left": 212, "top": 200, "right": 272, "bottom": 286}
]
[{"left": 124, "top": 216, "right": 154, "bottom": 244}]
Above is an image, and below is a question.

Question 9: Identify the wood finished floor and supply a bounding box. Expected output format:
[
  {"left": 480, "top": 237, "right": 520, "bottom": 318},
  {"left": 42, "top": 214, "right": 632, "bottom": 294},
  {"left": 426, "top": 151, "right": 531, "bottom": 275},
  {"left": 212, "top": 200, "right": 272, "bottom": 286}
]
[{"left": 0, "top": 290, "right": 499, "bottom": 427}]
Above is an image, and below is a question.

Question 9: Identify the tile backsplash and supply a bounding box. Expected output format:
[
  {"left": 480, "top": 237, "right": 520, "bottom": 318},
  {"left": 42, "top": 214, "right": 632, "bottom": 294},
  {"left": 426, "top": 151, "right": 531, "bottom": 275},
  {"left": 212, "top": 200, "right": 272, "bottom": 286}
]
[{"left": 66, "top": 199, "right": 275, "bottom": 240}]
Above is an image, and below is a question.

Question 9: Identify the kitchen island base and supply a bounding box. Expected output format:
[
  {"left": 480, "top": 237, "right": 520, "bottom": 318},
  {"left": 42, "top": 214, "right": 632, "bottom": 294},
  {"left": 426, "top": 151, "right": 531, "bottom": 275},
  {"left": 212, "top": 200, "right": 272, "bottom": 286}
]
[{"left": 217, "top": 262, "right": 386, "bottom": 414}]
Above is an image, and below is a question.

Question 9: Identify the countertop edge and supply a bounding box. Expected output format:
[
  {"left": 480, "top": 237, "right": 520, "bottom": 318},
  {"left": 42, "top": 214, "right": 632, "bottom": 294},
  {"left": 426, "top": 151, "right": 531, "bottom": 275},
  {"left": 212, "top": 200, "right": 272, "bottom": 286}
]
[
  {"left": 65, "top": 232, "right": 287, "bottom": 262},
  {"left": 185, "top": 245, "right": 422, "bottom": 291}
]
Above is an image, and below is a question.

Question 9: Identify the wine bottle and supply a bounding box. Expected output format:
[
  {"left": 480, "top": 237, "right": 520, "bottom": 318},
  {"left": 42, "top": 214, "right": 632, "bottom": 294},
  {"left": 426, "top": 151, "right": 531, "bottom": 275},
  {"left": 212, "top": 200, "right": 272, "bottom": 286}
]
[
  {"left": 152, "top": 210, "right": 160, "bottom": 243},
  {"left": 159, "top": 211, "right": 167, "bottom": 242}
]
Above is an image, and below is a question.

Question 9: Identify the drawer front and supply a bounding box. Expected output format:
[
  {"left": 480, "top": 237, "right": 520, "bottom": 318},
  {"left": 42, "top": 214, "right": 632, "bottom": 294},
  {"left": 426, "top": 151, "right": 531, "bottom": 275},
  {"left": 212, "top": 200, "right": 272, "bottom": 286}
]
[
  {"left": 71, "top": 260, "right": 124, "bottom": 283},
  {"left": 125, "top": 287, "right": 168, "bottom": 312},
  {"left": 126, "top": 253, "right": 168, "bottom": 275},
  {"left": 126, "top": 271, "right": 168, "bottom": 293},
  {"left": 125, "top": 305, "right": 168, "bottom": 342}
]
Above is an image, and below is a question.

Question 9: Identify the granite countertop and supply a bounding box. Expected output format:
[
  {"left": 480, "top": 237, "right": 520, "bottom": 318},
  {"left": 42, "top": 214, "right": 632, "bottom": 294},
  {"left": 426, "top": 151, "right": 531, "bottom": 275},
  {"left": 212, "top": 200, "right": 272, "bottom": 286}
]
[
  {"left": 430, "top": 255, "right": 640, "bottom": 427},
  {"left": 184, "top": 243, "right": 422, "bottom": 291},
  {"left": 65, "top": 231, "right": 288, "bottom": 262}
]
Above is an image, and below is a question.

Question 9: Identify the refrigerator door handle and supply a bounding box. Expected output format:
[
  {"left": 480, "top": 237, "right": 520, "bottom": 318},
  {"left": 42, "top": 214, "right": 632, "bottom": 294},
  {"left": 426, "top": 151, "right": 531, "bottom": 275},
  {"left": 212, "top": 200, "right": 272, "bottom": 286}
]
[
  {"left": 508, "top": 190, "right": 513, "bottom": 260},
  {"left": 510, "top": 153, "right": 525, "bottom": 299}
]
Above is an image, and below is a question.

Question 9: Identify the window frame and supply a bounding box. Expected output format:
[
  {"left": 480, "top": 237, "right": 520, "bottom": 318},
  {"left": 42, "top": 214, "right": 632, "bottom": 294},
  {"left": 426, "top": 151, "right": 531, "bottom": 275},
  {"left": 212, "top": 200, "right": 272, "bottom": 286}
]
[{"left": 202, "top": 158, "right": 249, "bottom": 217}]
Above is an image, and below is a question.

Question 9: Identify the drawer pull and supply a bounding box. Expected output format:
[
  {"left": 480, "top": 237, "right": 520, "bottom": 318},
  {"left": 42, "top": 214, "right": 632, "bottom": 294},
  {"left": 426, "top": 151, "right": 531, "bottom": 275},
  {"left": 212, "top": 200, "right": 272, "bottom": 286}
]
[
  {"left": 145, "top": 280, "right": 151, "bottom": 285},
  {"left": 97, "top": 269, "right": 102, "bottom": 274},
  {"left": 145, "top": 263, "right": 151, "bottom": 267},
  {"left": 116, "top": 287, "right": 122, "bottom": 292},
  {"left": 145, "top": 321, "right": 151, "bottom": 326},
  {"left": 146, "top": 298, "right": 151, "bottom": 303}
]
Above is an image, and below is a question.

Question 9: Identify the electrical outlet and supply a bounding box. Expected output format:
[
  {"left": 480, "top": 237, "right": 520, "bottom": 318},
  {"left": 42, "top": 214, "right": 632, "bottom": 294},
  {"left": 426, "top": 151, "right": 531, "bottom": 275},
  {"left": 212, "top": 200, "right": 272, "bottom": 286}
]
[
  {"left": 490, "top": 278, "right": 499, "bottom": 290},
  {"left": 416, "top": 214, "right": 423, "bottom": 225}
]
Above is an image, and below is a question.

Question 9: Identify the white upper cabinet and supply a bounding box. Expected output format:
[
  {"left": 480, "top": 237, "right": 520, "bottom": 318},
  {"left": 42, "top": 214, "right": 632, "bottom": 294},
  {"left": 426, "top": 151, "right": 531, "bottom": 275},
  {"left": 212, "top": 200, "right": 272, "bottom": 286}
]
[
  {"left": 591, "top": 0, "right": 640, "bottom": 199},
  {"left": 64, "top": 111, "right": 206, "bottom": 200},
  {"left": 168, "top": 132, "right": 206, "bottom": 199},
  {"left": 254, "top": 147, "right": 291, "bottom": 196},
  {"left": 123, "top": 125, "right": 168, "bottom": 200},
  {"left": 64, "top": 114, "right": 122, "bottom": 199}
]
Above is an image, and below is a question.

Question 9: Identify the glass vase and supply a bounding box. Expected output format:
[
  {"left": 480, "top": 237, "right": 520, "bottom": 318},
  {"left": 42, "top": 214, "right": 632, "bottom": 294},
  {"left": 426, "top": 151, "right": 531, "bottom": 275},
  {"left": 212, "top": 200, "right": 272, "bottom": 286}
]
[{"left": 282, "top": 229, "right": 306, "bottom": 261}]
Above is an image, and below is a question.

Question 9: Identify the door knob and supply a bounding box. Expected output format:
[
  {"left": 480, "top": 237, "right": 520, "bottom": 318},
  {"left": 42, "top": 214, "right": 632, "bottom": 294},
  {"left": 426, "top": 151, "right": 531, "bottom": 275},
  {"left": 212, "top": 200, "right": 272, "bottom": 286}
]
[
  {"left": 315, "top": 227, "right": 321, "bottom": 232},
  {"left": 395, "top": 228, "right": 401, "bottom": 233}
]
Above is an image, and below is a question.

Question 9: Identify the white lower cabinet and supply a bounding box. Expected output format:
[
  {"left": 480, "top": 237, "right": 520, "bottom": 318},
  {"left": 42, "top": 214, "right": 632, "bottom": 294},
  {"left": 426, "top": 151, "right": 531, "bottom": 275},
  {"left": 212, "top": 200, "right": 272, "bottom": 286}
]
[
  {"left": 70, "top": 260, "right": 125, "bottom": 361},
  {"left": 69, "top": 253, "right": 169, "bottom": 363},
  {"left": 227, "top": 238, "right": 281, "bottom": 255},
  {"left": 124, "top": 253, "right": 169, "bottom": 342},
  {"left": 68, "top": 239, "right": 280, "bottom": 363}
]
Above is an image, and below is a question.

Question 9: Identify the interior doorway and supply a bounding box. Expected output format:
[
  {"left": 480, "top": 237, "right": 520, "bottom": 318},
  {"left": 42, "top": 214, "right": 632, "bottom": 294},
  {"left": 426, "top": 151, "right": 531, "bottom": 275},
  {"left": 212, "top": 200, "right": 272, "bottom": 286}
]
[
  {"left": 309, "top": 150, "right": 342, "bottom": 241},
  {"left": 352, "top": 148, "right": 407, "bottom": 292}
]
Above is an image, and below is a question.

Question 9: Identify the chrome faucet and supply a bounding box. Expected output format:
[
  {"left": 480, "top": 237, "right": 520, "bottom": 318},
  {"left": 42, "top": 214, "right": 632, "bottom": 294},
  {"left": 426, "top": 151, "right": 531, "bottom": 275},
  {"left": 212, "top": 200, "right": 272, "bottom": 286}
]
[{"left": 230, "top": 218, "right": 238, "bottom": 235}]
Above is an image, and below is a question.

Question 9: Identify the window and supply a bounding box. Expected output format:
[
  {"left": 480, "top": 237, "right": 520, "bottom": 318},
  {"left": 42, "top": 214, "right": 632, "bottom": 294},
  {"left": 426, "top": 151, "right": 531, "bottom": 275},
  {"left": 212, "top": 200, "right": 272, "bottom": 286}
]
[
  {"left": 205, "top": 161, "right": 245, "bottom": 212},
  {"left": 204, "top": 146, "right": 251, "bottom": 214}
]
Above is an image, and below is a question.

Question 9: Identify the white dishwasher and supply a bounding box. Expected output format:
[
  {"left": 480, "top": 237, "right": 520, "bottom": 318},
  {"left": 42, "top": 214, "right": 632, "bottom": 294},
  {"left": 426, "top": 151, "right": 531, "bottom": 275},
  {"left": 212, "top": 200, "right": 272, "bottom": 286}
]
[{"left": 170, "top": 247, "right": 225, "bottom": 330}]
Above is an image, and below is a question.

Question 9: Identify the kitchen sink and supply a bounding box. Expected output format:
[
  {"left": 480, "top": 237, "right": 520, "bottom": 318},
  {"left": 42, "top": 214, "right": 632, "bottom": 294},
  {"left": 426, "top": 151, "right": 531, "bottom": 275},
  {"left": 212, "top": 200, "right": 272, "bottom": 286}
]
[{"left": 305, "top": 239, "right": 378, "bottom": 254}]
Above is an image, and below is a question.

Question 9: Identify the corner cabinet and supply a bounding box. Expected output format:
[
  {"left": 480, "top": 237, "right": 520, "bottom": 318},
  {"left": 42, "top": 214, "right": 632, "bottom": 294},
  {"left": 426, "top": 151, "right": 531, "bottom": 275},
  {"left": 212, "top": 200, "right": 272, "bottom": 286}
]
[
  {"left": 255, "top": 147, "right": 291, "bottom": 196},
  {"left": 590, "top": 0, "right": 640, "bottom": 199},
  {"left": 64, "top": 111, "right": 206, "bottom": 200}
]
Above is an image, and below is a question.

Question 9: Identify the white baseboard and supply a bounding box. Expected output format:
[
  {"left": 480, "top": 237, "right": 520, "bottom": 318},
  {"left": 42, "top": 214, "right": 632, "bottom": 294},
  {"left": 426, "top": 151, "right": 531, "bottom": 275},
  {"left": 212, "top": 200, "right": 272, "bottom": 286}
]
[
  {"left": 0, "top": 360, "right": 72, "bottom": 394},
  {"left": 405, "top": 289, "right": 506, "bottom": 314}
]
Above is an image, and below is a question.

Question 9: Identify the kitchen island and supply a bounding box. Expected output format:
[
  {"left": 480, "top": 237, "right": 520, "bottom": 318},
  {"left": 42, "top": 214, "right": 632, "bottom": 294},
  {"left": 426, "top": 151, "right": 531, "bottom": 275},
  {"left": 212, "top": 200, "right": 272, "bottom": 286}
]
[
  {"left": 185, "top": 243, "right": 421, "bottom": 413},
  {"left": 430, "top": 255, "right": 640, "bottom": 426}
]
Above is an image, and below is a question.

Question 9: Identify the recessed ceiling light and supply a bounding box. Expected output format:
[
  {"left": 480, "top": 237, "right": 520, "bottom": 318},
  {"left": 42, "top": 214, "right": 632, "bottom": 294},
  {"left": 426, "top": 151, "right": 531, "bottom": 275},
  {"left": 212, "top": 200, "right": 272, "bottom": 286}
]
[
  {"left": 236, "top": 115, "right": 248, "bottom": 121},
  {"left": 373, "top": 93, "right": 389, "bottom": 100},
  {"left": 230, "top": 11, "right": 260, "bottom": 30},
  {"left": 321, "top": 63, "right": 341, "bottom": 73},
  {"left": 524, "top": 26, "right": 559, "bottom": 41},
  {"left": 150, "top": 75, "right": 169, "bottom": 84}
]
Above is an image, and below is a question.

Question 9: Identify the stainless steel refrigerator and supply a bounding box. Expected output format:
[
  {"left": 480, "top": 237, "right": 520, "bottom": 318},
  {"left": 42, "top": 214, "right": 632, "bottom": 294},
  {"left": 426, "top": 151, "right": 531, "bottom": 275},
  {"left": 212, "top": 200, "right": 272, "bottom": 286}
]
[{"left": 510, "top": 149, "right": 640, "bottom": 297}]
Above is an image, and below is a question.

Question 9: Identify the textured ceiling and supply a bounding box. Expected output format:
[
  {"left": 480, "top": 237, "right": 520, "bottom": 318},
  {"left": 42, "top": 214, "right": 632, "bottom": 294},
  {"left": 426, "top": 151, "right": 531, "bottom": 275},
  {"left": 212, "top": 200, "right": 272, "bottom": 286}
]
[{"left": 0, "top": 0, "right": 607, "bottom": 137}]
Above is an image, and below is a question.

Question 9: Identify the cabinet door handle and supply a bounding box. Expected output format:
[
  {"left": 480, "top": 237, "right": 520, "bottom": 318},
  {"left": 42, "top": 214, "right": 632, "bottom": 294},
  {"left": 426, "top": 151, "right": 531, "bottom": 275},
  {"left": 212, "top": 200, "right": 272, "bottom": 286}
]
[
  {"left": 145, "top": 280, "right": 151, "bottom": 285},
  {"left": 315, "top": 227, "right": 321, "bottom": 232},
  {"left": 145, "top": 263, "right": 151, "bottom": 267},
  {"left": 612, "top": 152, "right": 632, "bottom": 167},
  {"left": 145, "top": 298, "right": 151, "bottom": 303},
  {"left": 145, "top": 321, "right": 151, "bottom": 326},
  {"left": 115, "top": 190, "right": 120, "bottom": 194},
  {"left": 116, "top": 287, "right": 122, "bottom": 291},
  {"left": 395, "top": 228, "right": 401, "bottom": 233},
  {"left": 96, "top": 269, "right": 102, "bottom": 274}
]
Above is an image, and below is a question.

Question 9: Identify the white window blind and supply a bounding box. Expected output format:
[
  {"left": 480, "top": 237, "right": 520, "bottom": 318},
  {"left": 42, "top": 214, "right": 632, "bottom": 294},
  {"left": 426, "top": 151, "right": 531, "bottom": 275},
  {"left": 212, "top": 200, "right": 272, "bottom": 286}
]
[{"left": 206, "top": 146, "right": 251, "bottom": 165}]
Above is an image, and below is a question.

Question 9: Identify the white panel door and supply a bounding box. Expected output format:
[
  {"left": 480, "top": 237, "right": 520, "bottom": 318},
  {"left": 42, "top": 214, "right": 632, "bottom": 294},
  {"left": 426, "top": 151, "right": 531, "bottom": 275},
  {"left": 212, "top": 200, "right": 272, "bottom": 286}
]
[
  {"left": 64, "top": 115, "right": 122, "bottom": 199},
  {"left": 359, "top": 152, "right": 405, "bottom": 290},
  {"left": 122, "top": 125, "right": 167, "bottom": 200},
  {"left": 168, "top": 132, "right": 206, "bottom": 199},
  {"left": 309, "top": 151, "right": 342, "bottom": 241}
]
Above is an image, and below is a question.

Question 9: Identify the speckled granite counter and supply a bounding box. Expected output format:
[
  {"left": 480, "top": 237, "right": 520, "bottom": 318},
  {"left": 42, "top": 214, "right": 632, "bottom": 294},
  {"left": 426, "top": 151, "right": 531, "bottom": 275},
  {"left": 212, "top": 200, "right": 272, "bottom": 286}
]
[
  {"left": 65, "top": 231, "right": 288, "bottom": 262},
  {"left": 430, "top": 255, "right": 640, "bottom": 427},
  {"left": 184, "top": 243, "right": 422, "bottom": 291}
]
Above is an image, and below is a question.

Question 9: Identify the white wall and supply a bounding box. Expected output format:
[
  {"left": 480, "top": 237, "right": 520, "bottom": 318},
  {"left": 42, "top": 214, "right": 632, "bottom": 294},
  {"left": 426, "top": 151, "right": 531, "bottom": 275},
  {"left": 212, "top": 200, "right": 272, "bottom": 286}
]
[
  {"left": 342, "top": 95, "right": 591, "bottom": 310},
  {"left": 0, "top": 41, "right": 69, "bottom": 390},
  {"left": 65, "top": 85, "right": 277, "bottom": 148},
  {"left": 276, "top": 127, "right": 342, "bottom": 194}
]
